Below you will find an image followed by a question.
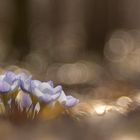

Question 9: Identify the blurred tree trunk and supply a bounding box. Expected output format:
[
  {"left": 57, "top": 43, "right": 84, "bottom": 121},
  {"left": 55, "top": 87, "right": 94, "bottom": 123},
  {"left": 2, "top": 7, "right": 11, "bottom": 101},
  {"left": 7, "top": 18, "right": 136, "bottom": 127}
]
[{"left": 12, "top": 0, "right": 30, "bottom": 61}]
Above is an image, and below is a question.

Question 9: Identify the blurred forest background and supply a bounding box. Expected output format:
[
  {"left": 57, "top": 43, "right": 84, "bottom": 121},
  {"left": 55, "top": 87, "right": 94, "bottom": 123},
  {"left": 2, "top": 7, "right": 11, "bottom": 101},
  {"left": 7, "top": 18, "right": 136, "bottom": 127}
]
[
  {"left": 1, "top": 0, "right": 140, "bottom": 86},
  {"left": 0, "top": 0, "right": 140, "bottom": 88},
  {"left": 1, "top": 0, "right": 140, "bottom": 140}
]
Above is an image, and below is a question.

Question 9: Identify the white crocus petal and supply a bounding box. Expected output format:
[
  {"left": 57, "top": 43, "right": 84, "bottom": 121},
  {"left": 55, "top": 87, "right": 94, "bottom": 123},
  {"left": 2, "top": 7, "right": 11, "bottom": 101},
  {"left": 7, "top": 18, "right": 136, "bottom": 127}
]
[
  {"left": 47, "top": 80, "right": 54, "bottom": 87},
  {"left": 17, "top": 72, "right": 32, "bottom": 92},
  {"left": 49, "top": 85, "right": 62, "bottom": 101},
  {"left": 34, "top": 102, "right": 40, "bottom": 114},
  {"left": 39, "top": 82, "right": 53, "bottom": 94},
  {"left": 64, "top": 96, "right": 79, "bottom": 108},
  {"left": 39, "top": 94, "right": 53, "bottom": 103},
  {"left": 10, "top": 80, "right": 19, "bottom": 92},
  {"left": 31, "top": 80, "right": 41, "bottom": 88},
  {"left": 54, "top": 85, "right": 62, "bottom": 93},
  {"left": 31, "top": 82, "right": 55, "bottom": 103},
  {"left": 51, "top": 93, "right": 60, "bottom": 101},
  {"left": 58, "top": 90, "right": 67, "bottom": 104},
  {"left": 0, "top": 75, "right": 5, "bottom": 81},
  {"left": 32, "top": 87, "right": 44, "bottom": 98}
]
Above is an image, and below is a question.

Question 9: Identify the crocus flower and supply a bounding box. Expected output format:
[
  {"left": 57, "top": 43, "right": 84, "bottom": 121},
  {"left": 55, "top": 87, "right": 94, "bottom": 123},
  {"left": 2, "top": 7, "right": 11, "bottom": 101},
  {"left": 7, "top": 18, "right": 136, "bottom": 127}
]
[
  {"left": 34, "top": 102, "right": 40, "bottom": 114},
  {"left": 15, "top": 91, "right": 32, "bottom": 111},
  {"left": 57, "top": 90, "right": 79, "bottom": 108},
  {"left": 31, "top": 80, "right": 62, "bottom": 103},
  {"left": 0, "top": 71, "right": 79, "bottom": 121},
  {"left": 18, "top": 73, "right": 32, "bottom": 93},
  {"left": 0, "top": 71, "right": 20, "bottom": 94},
  {"left": 64, "top": 95, "right": 79, "bottom": 108}
]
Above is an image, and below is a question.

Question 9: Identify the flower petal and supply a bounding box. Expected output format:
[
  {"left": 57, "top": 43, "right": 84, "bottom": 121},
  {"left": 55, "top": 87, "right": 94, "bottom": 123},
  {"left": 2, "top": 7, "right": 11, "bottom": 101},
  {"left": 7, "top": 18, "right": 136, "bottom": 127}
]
[
  {"left": 32, "top": 87, "right": 53, "bottom": 103},
  {"left": 20, "top": 78, "right": 32, "bottom": 93},
  {"left": 31, "top": 80, "right": 41, "bottom": 88},
  {"left": 10, "top": 80, "right": 20, "bottom": 92},
  {"left": 4, "top": 71, "right": 16, "bottom": 85},
  {"left": 21, "top": 93, "right": 32, "bottom": 108},
  {"left": 16, "top": 91, "right": 32, "bottom": 111},
  {"left": 64, "top": 95, "right": 79, "bottom": 108},
  {"left": 0, "top": 75, "right": 4, "bottom": 81},
  {"left": 34, "top": 102, "right": 40, "bottom": 113},
  {"left": 54, "top": 85, "right": 62, "bottom": 93},
  {"left": 51, "top": 92, "right": 61, "bottom": 100},
  {"left": 49, "top": 85, "right": 62, "bottom": 100},
  {"left": 39, "top": 95, "right": 53, "bottom": 103},
  {"left": 18, "top": 73, "right": 32, "bottom": 93},
  {"left": 39, "top": 82, "right": 53, "bottom": 94},
  {"left": 0, "top": 81, "right": 11, "bottom": 93},
  {"left": 47, "top": 80, "right": 54, "bottom": 87},
  {"left": 31, "top": 87, "right": 44, "bottom": 98},
  {"left": 58, "top": 90, "right": 67, "bottom": 104}
]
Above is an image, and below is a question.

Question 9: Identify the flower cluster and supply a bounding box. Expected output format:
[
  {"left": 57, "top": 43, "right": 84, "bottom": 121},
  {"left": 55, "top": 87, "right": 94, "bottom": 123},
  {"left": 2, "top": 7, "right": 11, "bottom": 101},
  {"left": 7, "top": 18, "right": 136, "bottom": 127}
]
[{"left": 0, "top": 71, "right": 79, "bottom": 120}]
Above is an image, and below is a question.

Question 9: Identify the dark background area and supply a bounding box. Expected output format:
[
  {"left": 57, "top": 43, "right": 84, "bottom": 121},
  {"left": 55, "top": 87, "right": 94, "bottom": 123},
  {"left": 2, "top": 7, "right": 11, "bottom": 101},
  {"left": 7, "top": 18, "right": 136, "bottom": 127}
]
[
  {"left": 2, "top": 0, "right": 139, "bottom": 61},
  {"left": 1, "top": 0, "right": 140, "bottom": 84}
]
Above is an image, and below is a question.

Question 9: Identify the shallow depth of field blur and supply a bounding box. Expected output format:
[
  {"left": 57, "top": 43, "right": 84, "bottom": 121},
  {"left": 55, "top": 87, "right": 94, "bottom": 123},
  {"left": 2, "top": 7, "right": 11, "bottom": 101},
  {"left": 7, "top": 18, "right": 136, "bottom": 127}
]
[{"left": 1, "top": 0, "right": 140, "bottom": 140}]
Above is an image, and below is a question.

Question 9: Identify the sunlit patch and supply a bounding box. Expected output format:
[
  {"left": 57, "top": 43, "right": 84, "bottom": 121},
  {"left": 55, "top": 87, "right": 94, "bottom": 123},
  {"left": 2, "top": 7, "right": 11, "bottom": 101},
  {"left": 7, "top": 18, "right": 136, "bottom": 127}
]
[
  {"left": 69, "top": 102, "right": 93, "bottom": 118},
  {"left": 111, "top": 134, "right": 139, "bottom": 140},
  {"left": 116, "top": 96, "right": 132, "bottom": 108},
  {"left": 71, "top": 94, "right": 140, "bottom": 119},
  {"left": 94, "top": 104, "right": 106, "bottom": 116}
]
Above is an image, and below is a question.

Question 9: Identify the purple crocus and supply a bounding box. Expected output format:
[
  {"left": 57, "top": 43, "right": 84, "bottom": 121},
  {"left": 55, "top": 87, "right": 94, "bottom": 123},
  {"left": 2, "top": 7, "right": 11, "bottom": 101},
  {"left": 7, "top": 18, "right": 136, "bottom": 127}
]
[
  {"left": 15, "top": 91, "right": 32, "bottom": 111},
  {"left": 65, "top": 95, "right": 79, "bottom": 108},
  {"left": 57, "top": 90, "right": 79, "bottom": 108},
  {"left": 0, "top": 71, "right": 20, "bottom": 93},
  {"left": 0, "top": 71, "right": 79, "bottom": 109},
  {"left": 17, "top": 73, "right": 32, "bottom": 93},
  {"left": 31, "top": 80, "right": 79, "bottom": 108},
  {"left": 31, "top": 80, "right": 62, "bottom": 103}
]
